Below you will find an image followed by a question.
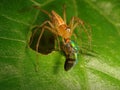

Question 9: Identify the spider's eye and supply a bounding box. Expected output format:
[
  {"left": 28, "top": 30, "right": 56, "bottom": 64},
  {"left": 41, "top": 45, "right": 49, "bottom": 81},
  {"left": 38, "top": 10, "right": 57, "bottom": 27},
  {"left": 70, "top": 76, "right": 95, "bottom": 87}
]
[{"left": 66, "top": 27, "right": 71, "bottom": 32}]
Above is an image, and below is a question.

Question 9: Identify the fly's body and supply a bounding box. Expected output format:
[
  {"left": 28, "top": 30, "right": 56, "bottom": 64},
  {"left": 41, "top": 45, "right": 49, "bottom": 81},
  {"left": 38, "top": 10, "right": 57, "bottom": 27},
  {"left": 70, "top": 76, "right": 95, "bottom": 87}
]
[{"left": 62, "top": 39, "right": 78, "bottom": 71}]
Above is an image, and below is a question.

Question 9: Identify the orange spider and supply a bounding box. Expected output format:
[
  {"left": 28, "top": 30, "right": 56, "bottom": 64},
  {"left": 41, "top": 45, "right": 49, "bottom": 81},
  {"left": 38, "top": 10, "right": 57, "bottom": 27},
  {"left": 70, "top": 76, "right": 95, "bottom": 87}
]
[{"left": 31, "top": 5, "right": 91, "bottom": 52}]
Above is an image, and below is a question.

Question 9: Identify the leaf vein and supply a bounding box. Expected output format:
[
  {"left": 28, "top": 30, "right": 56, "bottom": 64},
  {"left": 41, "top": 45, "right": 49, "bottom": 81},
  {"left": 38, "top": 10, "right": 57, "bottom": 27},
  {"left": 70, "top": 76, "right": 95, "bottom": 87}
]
[
  {"left": 0, "top": 56, "right": 23, "bottom": 59},
  {"left": 1, "top": 14, "right": 30, "bottom": 26},
  {"left": 0, "top": 37, "right": 26, "bottom": 43},
  {"left": 30, "top": 0, "right": 55, "bottom": 7}
]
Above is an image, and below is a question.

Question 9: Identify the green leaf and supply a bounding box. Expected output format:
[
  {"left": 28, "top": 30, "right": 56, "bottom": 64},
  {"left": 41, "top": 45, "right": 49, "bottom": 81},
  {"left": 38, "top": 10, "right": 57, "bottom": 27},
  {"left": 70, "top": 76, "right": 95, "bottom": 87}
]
[{"left": 0, "top": 0, "right": 120, "bottom": 90}]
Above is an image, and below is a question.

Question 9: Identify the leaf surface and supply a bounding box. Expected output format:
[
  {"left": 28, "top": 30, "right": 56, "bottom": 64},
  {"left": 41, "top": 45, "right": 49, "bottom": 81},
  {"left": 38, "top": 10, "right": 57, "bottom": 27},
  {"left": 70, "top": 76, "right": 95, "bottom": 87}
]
[{"left": 0, "top": 0, "right": 120, "bottom": 90}]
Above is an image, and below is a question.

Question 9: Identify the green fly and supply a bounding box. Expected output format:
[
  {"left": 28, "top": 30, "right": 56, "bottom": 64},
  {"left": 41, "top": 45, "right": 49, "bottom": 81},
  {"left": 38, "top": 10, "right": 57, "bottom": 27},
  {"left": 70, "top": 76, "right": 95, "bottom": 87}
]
[{"left": 62, "top": 39, "right": 79, "bottom": 71}]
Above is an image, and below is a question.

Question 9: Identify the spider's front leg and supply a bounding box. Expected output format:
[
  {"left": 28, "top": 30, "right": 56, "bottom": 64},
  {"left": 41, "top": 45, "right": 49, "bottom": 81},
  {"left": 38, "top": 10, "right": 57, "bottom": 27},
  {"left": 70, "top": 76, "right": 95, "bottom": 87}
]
[
  {"left": 29, "top": 25, "right": 41, "bottom": 46},
  {"left": 62, "top": 4, "right": 66, "bottom": 24},
  {"left": 33, "top": 5, "right": 52, "bottom": 18},
  {"left": 69, "top": 17, "right": 92, "bottom": 49},
  {"left": 36, "top": 25, "right": 57, "bottom": 52}
]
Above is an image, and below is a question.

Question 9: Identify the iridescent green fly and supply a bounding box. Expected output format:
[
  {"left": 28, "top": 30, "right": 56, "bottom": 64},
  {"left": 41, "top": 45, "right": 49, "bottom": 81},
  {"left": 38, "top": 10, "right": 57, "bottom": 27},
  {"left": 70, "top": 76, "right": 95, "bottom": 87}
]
[
  {"left": 62, "top": 39, "right": 79, "bottom": 71},
  {"left": 62, "top": 38, "right": 94, "bottom": 71}
]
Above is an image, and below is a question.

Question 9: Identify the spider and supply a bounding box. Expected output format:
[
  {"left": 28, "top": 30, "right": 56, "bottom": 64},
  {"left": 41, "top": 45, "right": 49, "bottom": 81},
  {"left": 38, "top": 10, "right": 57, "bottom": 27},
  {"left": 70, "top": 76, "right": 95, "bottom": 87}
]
[{"left": 30, "top": 5, "right": 91, "bottom": 52}]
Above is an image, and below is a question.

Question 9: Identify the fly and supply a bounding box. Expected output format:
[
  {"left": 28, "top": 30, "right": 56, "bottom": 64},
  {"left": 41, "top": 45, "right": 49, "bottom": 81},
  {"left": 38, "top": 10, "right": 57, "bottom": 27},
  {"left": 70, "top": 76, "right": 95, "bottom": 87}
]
[{"left": 62, "top": 39, "right": 78, "bottom": 71}]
